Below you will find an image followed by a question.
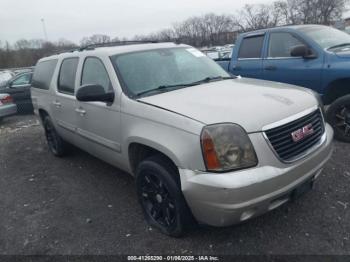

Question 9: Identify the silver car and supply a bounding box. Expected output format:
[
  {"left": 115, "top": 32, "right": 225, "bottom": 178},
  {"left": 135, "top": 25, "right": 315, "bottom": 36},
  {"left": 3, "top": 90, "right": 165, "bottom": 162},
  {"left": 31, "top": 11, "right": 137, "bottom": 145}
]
[{"left": 31, "top": 42, "right": 333, "bottom": 236}]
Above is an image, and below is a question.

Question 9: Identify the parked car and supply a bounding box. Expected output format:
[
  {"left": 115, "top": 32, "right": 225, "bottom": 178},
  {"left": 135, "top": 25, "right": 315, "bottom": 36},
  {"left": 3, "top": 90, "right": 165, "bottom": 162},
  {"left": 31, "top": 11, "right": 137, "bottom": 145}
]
[
  {"left": 216, "top": 25, "right": 350, "bottom": 142},
  {"left": 0, "top": 93, "right": 17, "bottom": 122},
  {"left": 0, "top": 72, "right": 34, "bottom": 114},
  {"left": 32, "top": 42, "right": 333, "bottom": 237},
  {"left": 0, "top": 70, "right": 15, "bottom": 88}
]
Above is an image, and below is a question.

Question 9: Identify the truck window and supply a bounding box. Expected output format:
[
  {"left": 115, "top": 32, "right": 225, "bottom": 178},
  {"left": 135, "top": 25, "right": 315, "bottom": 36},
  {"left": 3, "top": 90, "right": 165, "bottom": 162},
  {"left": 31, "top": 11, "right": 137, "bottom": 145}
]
[
  {"left": 57, "top": 57, "right": 79, "bottom": 95},
  {"left": 32, "top": 59, "right": 58, "bottom": 90},
  {"left": 268, "top": 32, "right": 304, "bottom": 58},
  {"left": 238, "top": 35, "right": 264, "bottom": 59},
  {"left": 81, "top": 57, "right": 113, "bottom": 93}
]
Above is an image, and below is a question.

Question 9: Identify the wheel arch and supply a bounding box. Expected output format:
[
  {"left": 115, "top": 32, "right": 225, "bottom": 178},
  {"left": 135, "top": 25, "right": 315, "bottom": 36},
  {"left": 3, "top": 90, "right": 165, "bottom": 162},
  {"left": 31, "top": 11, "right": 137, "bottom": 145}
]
[{"left": 127, "top": 138, "right": 181, "bottom": 176}]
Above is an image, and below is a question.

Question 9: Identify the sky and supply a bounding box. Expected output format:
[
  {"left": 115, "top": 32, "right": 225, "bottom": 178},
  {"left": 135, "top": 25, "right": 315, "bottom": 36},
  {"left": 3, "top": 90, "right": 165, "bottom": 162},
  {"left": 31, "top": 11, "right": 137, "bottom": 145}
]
[{"left": 0, "top": 0, "right": 270, "bottom": 45}]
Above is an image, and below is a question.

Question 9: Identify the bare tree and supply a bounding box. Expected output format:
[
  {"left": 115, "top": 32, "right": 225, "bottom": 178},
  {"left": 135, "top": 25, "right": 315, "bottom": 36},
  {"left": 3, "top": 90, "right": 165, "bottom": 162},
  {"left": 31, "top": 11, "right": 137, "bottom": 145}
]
[
  {"left": 234, "top": 4, "right": 282, "bottom": 32},
  {"left": 276, "top": 0, "right": 349, "bottom": 25},
  {"left": 80, "top": 34, "right": 111, "bottom": 46}
]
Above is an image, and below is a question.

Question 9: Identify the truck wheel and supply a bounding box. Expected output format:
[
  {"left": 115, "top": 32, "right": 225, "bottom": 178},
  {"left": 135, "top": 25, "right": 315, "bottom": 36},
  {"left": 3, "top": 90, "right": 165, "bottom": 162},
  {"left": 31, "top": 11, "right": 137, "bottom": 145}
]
[
  {"left": 43, "top": 116, "right": 68, "bottom": 157},
  {"left": 136, "top": 155, "right": 194, "bottom": 237},
  {"left": 327, "top": 95, "right": 350, "bottom": 143}
]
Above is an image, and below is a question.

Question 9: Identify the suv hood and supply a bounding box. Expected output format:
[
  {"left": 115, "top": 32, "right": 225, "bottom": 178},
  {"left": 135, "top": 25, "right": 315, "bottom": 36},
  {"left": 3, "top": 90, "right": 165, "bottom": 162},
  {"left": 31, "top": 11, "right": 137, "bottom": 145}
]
[{"left": 138, "top": 78, "right": 318, "bottom": 133}]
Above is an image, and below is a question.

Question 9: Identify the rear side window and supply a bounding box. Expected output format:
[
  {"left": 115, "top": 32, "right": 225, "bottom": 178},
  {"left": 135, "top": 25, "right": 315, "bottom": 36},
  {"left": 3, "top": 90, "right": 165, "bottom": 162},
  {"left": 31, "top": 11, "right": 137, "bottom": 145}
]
[
  {"left": 238, "top": 35, "right": 264, "bottom": 59},
  {"left": 32, "top": 59, "right": 58, "bottom": 90},
  {"left": 58, "top": 58, "right": 79, "bottom": 95}
]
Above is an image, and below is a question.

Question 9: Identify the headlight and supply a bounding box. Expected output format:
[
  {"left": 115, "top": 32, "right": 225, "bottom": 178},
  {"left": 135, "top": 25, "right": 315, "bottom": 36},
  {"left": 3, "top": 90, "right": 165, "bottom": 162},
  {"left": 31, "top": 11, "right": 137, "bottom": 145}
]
[{"left": 200, "top": 123, "right": 258, "bottom": 172}]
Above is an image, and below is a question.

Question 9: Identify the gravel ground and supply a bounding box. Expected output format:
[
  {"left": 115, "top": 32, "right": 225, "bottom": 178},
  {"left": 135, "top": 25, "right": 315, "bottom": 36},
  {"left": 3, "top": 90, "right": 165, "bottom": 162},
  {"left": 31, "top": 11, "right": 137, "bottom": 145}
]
[{"left": 0, "top": 115, "right": 349, "bottom": 255}]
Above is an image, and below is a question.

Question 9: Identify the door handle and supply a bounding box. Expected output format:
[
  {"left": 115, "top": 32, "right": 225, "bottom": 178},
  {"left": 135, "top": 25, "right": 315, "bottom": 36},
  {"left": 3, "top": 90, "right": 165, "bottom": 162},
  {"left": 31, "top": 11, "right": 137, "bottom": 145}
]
[
  {"left": 75, "top": 108, "right": 86, "bottom": 116},
  {"left": 52, "top": 101, "right": 62, "bottom": 108},
  {"left": 264, "top": 65, "right": 277, "bottom": 71},
  {"left": 232, "top": 65, "right": 242, "bottom": 70}
]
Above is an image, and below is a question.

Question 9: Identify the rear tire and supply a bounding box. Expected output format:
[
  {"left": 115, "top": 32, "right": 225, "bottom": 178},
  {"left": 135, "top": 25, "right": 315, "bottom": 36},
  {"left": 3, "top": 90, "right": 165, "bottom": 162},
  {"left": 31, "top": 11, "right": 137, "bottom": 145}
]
[
  {"left": 136, "top": 155, "right": 194, "bottom": 237},
  {"left": 327, "top": 95, "right": 350, "bottom": 143},
  {"left": 43, "top": 115, "right": 68, "bottom": 157}
]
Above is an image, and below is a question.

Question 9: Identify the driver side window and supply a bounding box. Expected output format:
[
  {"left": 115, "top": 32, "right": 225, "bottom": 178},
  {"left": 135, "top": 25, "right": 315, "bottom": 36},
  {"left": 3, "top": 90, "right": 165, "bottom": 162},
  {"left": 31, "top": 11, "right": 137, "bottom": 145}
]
[
  {"left": 81, "top": 57, "right": 113, "bottom": 93},
  {"left": 12, "top": 73, "right": 31, "bottom": 87},
  {"left": 268, "top": 32, "right": 304, "bottom": 58}
]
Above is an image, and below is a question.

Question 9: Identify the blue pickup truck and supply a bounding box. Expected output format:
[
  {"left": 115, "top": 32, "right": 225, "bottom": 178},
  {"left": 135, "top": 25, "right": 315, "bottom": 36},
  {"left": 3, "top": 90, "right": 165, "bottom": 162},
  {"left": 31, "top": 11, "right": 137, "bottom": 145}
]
[{"left": 217, "top": 25, "right": 350, "bottom": 142}]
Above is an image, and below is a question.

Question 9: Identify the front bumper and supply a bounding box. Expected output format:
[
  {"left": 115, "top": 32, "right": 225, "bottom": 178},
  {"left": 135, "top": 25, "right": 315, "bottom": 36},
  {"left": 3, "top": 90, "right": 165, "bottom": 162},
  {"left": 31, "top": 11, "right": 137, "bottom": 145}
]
[
  {"left": 180, "top": 123, "right": 334, "bottom": 227},
  {"left": 0, "top": 103, "right": 17, "bottom": 118}
]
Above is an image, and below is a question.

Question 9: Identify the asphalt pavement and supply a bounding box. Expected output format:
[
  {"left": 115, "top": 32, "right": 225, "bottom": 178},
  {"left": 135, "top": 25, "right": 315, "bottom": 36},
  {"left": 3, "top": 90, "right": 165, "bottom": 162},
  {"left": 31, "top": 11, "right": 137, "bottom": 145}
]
[{"left": 0, "top": 115, "right": 349, "bottom": 255}]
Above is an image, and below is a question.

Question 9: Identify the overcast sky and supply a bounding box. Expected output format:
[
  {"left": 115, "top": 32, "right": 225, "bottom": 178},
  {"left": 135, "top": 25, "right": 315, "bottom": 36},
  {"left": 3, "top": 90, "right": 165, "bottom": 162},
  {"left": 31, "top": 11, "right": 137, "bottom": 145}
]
[{"left": 1, "top": 0, "right": 271, "bottom": 44}]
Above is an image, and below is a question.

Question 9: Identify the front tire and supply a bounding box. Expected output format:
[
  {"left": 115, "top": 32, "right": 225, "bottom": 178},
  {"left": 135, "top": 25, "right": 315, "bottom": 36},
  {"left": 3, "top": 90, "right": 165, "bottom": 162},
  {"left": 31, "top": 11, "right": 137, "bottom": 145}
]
[
  {"left": 327, "top": 95, "right": 350, "bottom": 143},
  {"left": 136, "top": 155, "right": 194, "bottom": 237},
  {"left": 43, "top": 116, "right": 68, "bottom": 157}
]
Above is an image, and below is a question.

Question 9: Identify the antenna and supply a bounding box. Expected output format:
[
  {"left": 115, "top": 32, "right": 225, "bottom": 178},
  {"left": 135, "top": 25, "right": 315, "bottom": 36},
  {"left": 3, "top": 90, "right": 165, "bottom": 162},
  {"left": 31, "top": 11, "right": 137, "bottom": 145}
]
[{"left": 41, "top": 18, "right": 48, "bottom": 42}]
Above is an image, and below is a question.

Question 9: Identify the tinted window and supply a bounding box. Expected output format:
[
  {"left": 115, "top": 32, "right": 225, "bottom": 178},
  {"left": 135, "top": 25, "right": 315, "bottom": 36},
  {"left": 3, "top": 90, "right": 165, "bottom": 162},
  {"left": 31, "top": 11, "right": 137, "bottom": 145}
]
[
  {"left": 58, "top": 58, "right": 79, "bottom": 95},
  {"left": 268, "top": 33, "right": 303, "bottom": 58},
  {"left": 32, "top": 60, "right": 58, "bottom": 90},
  {"left": 238, "top": 35, "right": 264, "bottom": 59},
  {"left": 81, "top": 57, "right": 112, "bottom": 92}
]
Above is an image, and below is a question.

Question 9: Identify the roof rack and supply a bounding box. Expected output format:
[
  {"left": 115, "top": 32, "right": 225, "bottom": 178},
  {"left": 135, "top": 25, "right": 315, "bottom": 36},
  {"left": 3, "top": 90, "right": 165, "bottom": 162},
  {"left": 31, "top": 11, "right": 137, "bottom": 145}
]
[{"left": 78, "top": 40, "right": 161, "bottom": 51}]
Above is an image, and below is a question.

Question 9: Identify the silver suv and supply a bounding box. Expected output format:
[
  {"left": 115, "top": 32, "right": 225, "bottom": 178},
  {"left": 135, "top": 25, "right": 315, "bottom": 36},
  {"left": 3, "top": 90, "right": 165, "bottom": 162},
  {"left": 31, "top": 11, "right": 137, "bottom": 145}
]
[{"left": 31, "top": 42, "right": 334, "bottom": 236}]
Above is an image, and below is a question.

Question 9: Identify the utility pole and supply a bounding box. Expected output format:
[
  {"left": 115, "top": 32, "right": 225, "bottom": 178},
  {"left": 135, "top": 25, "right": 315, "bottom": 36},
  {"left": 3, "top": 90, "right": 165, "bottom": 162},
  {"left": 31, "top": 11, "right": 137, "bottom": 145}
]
[{"left": 41, "top": 18, "right": 48, "bottom": 42}]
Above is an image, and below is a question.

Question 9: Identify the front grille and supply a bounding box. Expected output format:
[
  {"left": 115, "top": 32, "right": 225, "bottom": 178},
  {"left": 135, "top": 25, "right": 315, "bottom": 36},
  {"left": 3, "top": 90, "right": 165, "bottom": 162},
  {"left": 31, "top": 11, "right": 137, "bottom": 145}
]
[{"left": 265, "top": 109, "right": 325, "bottom": 162}]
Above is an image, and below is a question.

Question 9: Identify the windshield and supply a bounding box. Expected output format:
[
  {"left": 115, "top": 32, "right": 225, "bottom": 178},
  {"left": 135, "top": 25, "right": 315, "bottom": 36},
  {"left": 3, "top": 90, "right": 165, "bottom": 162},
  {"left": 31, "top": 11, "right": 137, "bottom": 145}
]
[
  {"left": 110, "top": 47, "right": 231, "bottom": 97},
  {"left": 299, "top": 26, "right": 350, "bottom": 49}
]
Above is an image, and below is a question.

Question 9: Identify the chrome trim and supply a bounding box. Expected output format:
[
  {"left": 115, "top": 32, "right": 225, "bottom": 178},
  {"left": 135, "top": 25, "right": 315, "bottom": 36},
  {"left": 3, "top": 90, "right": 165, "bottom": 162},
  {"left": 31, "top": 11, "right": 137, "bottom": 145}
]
[
  {"left": 262, "top": 105, "right": 318, "bottom": 131},
  {"left": 263, "top": 131, "right": 326, "bottom": 164},
  {"left": 262, "top": 106, "right": 326, "bottom": 164},
  {"left": 265, "top": 57, "right": 302, "bottom": 60},
  {"left": 237, "top": 58, "right": 262, "bottom": 61}
]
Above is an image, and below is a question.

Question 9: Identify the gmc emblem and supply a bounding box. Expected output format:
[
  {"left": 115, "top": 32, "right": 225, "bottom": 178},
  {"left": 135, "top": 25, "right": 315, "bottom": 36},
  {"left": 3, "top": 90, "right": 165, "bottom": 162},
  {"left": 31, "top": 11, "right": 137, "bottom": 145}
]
[{"left": 291, "top": 124, "right": 314, "bottom": 142}]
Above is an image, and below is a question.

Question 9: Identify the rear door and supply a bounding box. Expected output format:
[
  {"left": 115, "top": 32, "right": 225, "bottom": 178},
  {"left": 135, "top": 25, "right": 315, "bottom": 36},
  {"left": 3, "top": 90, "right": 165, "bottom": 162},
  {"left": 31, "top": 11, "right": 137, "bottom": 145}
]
[
  {"left": 262, "top": 31, "right": 322, "bottom": 90},
  {"left": 230, "top": 34, "right": 265, "bottom": 78},
  {"left": 2, "top": 73, "right": 33, "bottom": 113},
  {"left": 52, "top": 57, "right": 79, "bottom": 143}
]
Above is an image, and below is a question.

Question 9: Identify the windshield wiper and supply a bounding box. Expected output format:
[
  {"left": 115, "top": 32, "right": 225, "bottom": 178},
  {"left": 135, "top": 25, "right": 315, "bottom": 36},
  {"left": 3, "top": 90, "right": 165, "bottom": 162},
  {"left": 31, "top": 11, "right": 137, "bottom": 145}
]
[
  {"left": 328, "top": 43, "right": 350, "bottom": 50},
  {"left": 136, "top": 76, "right": 234, "bottom": 97}
]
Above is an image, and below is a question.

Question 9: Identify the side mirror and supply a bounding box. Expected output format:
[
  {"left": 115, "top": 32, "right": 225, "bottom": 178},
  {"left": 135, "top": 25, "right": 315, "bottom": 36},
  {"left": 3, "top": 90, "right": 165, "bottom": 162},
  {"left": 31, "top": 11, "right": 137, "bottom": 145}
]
[
  {"left": 76, "top": 84, "right": 114, "bottom": 103},
  {"left": 290, "top": 45, "right": 316, "bottom": 59}
]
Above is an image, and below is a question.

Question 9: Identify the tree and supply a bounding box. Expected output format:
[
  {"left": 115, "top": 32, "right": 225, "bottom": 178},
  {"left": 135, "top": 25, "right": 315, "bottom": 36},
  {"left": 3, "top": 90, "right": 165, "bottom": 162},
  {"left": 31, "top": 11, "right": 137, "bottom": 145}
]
[
  {"left": 234, "top": 4, "right": 282, "bottom": 32},
  {"left": 276, "top": 0, "right": 349, "bottom": 25},
  {"left": 80, "top": 34, "right": 111, "bottom": 46}
]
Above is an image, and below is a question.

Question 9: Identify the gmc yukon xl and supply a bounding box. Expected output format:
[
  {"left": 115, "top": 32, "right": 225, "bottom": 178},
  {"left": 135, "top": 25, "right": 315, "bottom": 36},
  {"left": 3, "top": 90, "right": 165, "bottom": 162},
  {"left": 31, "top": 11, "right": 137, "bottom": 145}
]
[{"left": 31, "top": 42, "right": 333, "bottom": 236}]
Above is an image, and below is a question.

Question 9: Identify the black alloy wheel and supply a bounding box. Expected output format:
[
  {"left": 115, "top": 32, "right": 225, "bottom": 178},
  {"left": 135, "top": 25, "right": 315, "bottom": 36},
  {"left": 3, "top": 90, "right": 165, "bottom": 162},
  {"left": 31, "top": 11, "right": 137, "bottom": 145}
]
[
  {"left": 43, "top": 116, "right": 67, "bottom": 156},
  {"left": 136, "top": 155, "right": 195, "bottom": 237},
  {"left": 140, "top": 172, "right": 176, "bottom": 228},
  {"left": 327, "top": 95, "right": 350, "bottom": 143}
]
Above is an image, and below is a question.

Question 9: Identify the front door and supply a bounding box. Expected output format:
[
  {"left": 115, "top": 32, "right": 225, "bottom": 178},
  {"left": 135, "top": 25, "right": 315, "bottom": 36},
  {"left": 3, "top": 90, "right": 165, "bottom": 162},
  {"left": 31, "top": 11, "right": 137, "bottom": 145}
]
[
  {"left": 262, "top": 32, "right": 322, "bottom": 91},
  {"left": 75, "top": 56, "right": 122, "bottom": 166}
]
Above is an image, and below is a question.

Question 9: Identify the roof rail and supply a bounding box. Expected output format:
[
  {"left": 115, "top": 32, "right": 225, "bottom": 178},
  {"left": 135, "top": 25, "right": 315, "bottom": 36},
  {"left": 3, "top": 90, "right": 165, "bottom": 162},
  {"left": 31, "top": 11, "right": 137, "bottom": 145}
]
[{"left": 78, "top": 40, "right": 161, "bottom": 51}]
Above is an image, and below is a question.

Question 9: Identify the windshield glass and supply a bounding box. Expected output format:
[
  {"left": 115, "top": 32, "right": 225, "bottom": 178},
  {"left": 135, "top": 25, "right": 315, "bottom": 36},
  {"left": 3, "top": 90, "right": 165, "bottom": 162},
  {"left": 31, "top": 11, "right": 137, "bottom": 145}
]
[
  {"left": 110, "top": 47, "right": 231, "bottom": 96},
  {"left": 299, "top": 26, "right": 350, "bottom": 49}
]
